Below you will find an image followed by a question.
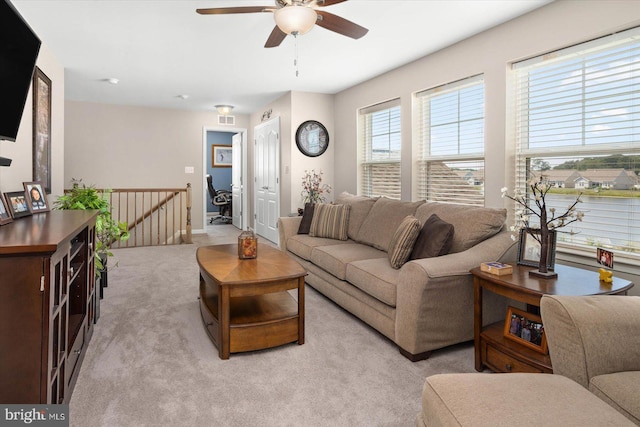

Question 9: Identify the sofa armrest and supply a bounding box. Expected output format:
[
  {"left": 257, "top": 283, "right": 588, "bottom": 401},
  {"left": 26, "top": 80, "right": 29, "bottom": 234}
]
[
  {"left": 394, "top": 229, "right": 518, "bottom": 354},
  {"left": 277, "top": 216, "right": 302, "bottom": 252},
  {"left": 541, "top": 294, "right": 640, "bottom": 388}
]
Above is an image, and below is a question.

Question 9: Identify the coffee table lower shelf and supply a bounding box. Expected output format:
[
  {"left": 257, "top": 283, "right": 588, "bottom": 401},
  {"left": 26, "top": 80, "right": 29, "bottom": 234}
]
[
  {"left": 480, "top": 322, "right": 552, "bottom": 374},
  {"left": 199, "top": 285, "right": 301, "bottom": 356}
]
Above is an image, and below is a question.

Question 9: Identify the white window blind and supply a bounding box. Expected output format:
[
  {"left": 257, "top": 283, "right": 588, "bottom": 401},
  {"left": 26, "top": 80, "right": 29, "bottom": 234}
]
[
  {"left": 359, "top": 99, "right": 401, "bottom": 199},
  {"left": 514, "top": 27, "right": 640, "bottom": 255},
  {"left": 416, "top": 75, "right": 485, "bottom": 206}
]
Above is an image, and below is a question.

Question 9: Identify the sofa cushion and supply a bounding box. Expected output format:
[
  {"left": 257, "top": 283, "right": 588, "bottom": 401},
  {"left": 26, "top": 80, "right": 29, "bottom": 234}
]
[
  {"left": 356, "top": 197, "right": 424, "bottom": 251},
  {"left": 420, "top": 373, "right": 636, "bottom": 427},
  {"left": 310, "top": 244, "right": 386, "bottom": 280},
  {"left": 415, "top": 202, "right": 505, "bottom": 253},
  {"left": 297, "top": 203, "right": 315, "bottom": 234},
  {"left": 286, "top": 234, "right": 353, "bottom": 261},
  {"left": 346, "top": 258, "right": 401, "bottom": 307},
  {"left": 309, "top": 203, "right": 350, "bottom": 240},
  {"left": 410, "top": 214, "right": 454, "bottom": 260},
  {"left": 590, "top": 371, "right": 640, "bottom": 425},
  {"left": 334, "top": 191, "right": 378, "bottom": 240},
  {"left": 387, "top": 216, "right": 421, "bottom": 269}
]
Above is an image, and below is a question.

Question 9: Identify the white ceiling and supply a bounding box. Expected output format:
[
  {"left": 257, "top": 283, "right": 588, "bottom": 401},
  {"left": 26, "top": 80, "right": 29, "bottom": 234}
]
[{"left": 12, "top": 0, "right": 552, "bottom": 115}]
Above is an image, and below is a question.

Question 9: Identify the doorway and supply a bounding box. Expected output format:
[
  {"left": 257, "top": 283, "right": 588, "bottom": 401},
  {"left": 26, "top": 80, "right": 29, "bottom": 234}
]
[{"left": 202, "top": 127, "right": 248, "bottom": 231}]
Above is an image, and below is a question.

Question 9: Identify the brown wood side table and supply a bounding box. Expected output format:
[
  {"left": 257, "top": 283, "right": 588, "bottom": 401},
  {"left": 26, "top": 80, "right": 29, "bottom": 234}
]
[
  {"left": 197, "top": 243, "right": 307, "bottom": 359},
  {"left": 472, "top": 264, "right": 634, "bottom": 373}
]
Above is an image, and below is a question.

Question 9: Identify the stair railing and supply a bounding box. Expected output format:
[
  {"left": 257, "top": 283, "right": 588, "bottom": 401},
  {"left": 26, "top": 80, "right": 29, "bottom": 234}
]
[{"left": 108, "top": 184, "right": 192, "bottom": 248}]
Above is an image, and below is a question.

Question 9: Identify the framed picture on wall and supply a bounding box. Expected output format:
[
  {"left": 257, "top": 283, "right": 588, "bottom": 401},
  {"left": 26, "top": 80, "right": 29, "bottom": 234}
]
[
  {"left": 32, "top": 67, "right": 52, "bottom": 194},
  {"left": 212, "top": 144, "right": 232, "bottom": 167}
]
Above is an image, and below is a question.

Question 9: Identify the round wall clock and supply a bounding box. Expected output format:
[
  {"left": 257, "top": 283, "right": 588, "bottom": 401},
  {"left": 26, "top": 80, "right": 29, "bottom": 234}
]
[{"left": 295, "top": 120, "right": 329, "bottom": 157}]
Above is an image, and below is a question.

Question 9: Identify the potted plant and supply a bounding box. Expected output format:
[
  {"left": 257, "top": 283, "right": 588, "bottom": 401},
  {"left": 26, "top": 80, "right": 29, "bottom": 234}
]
[{"left": 55, "top": 179, "right": 129, "bottom": 280}]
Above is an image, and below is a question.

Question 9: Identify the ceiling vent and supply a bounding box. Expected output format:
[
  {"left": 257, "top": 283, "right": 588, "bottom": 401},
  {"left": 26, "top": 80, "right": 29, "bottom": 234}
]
[{"left": 218, "top": 115, "right": 235, "bottom": 126}]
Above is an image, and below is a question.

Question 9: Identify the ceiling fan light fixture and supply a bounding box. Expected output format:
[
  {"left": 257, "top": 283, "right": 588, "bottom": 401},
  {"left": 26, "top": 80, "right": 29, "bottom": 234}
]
[
  {"left": 215, "top": 104, "right": 234, "bottom": 115},
  {"left": 274, "top": 5, "right": 317, "bottom": 36}
]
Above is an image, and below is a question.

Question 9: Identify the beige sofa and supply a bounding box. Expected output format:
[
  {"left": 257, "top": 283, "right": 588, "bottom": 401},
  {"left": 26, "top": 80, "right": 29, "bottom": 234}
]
[
  {"left": 416, "top": 295, "right": 640, "bottom": 426},
  {"left": 278, "top": 192, "right": 517, "bottom": 361}
]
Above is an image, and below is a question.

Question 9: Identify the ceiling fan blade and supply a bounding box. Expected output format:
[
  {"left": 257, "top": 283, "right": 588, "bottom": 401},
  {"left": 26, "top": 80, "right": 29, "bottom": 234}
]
[
  {"left": 196, "top": 7, "right": 273, "bottom": 15},
  {"left": 316, "top": 0, "right": 349, "bottom": 6},
  {"left": 265, "top": 26, "right": 287, "bottom": 48},
  {"left": 316, "top": 10, "right": 368, "bottom": 39}
]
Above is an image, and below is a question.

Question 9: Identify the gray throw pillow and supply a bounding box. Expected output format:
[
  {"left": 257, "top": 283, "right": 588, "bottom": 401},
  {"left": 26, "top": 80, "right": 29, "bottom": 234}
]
[
  {"left": 409, "top": 214, "right": 455, "bottom": 260},
  {"left": 297, "top": 203, "right": 315, "bottom": 234}
]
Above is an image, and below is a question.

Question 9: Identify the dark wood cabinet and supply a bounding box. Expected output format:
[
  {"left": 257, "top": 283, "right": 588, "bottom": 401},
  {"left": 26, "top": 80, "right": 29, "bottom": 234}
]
[{"left": 0, "top": 210, "right": 98, "bottom": 404}]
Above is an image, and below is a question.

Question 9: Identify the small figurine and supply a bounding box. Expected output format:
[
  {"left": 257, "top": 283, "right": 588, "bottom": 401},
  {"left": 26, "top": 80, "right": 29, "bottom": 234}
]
[{"left": 598, "top": 268, "right": 613, "bottom": 283}]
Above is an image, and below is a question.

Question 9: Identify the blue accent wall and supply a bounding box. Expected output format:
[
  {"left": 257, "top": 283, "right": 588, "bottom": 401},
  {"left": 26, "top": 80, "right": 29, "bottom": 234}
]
[{"left": 206, "top": 131, "right": 234, "bottom": 213}]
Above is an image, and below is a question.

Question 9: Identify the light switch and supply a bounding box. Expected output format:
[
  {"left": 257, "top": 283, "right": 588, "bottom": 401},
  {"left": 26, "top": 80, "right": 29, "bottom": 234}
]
[{"left": 184, "top": 166, "right": 194, "bottom": 174}]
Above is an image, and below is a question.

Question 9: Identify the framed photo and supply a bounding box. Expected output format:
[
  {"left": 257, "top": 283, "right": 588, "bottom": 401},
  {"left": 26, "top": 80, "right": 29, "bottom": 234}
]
[
  {"left": 517, "top": 228, "right": 556, "bottom": 269},
  {"left": 3, "top": 191, "right": 32, "bottom": 219},
  {"left": 504, "top": 306, "right": 548, "bottom": 354},
  {"left": 0, "top": 195, "right": 13, "bottom": 225},
  {"left": 212, "top": 144, "right": 232, "bottom": 167},
  {"left": 597, "top": 247, "right": 614, "bottom": 269},
  {"left": 33, "top": 67, "right": 52, "bottom": 194},
  {"left": 23, "top": 181, "right": 50, "bottom": 212}
]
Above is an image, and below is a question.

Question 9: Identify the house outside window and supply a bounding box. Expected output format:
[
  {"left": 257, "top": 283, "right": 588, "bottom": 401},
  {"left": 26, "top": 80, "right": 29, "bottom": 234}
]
[
  {"left": 415, "top": 74, "right": 485, "bottom": 206},
  {"left": 513, "top": 27, "right": 640, "bottom": 256},
  {"left": 358, "top": 99, "right": 401, "bottom": 199}
]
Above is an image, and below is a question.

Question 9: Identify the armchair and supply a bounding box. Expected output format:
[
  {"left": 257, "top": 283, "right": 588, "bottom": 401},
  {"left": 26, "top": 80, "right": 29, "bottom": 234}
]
[{"left": 540, "top": 294, "right": 640, "bottom": 425}]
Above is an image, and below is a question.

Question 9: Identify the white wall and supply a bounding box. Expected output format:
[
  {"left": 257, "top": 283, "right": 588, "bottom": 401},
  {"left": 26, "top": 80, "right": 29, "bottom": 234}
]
[
  {"left": 64, "top": 101, "right": 249, "bottom": 229},
  {"left": 0, "top": 43, "right": 65, "bottom": 197},
  {"left": 334, "top": 0, "right": 640, "bottom": 209},
  {"left": 290, "top": 92, "right": 334, "bottom": 213}
]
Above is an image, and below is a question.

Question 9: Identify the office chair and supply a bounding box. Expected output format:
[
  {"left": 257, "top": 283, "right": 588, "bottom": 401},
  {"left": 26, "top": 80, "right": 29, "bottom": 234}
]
[{"left": 206, "top": 174, "right": 232, "bottom": 224}]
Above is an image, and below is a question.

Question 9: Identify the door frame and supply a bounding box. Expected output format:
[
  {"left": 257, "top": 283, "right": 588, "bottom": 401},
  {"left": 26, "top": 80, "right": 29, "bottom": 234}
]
[{"left": 202, "top": 126, "right": 248, "bottom": 231}]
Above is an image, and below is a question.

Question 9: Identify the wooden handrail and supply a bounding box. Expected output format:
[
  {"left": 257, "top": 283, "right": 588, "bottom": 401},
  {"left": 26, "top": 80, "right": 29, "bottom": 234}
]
[{"left": 107, "top": 184, "right": 192, "bottom": 248}]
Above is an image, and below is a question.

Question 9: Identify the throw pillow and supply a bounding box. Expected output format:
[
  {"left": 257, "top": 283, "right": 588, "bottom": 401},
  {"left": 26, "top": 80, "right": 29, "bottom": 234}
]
[
  {"left": 297, "top": 203, "right": 316, "bottom": 234},
  {"left": 410, "top": 214, "right": 455, "bottom": 260},
  {"left": 309, "top": 203, "right": 350, "bottom": 240},
  {"left": 387, "top": 215, "right": 421, "bottom": 269}
]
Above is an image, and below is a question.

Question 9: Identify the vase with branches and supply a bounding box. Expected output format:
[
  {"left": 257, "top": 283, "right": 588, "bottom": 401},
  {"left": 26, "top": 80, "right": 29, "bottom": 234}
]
[
  {"left": 502, "top": 175, "right": 584, "bottom": 278},
  {"left": 301, "top": 169, "right": 331, "bottom": 205}
]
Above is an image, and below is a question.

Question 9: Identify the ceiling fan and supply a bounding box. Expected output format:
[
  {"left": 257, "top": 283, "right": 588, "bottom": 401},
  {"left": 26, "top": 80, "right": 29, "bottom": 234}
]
[{"left": 196, "top": 0, "right": 369, "bottom": 48}]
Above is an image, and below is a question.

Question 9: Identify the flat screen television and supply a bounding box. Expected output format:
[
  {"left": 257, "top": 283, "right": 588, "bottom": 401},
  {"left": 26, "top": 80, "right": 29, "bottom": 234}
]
[{"left": 0, "top": 0, "right": 41, "bottom": 143}]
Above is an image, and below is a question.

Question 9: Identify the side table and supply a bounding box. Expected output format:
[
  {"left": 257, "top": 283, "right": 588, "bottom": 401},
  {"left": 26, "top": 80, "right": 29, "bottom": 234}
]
[{"left": 472, "top": 264, "right": 633, "bottom": 373}]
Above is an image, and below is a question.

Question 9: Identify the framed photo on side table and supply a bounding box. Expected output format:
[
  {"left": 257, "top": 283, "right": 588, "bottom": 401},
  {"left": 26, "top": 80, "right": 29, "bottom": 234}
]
[
  {"left": 23, "top": 181, "right": 50, "bottom": 212},
  {"left": 3, "top": 191, "right": 32, "bottom": 219},
  {"left": 504, "top": 306, "right": 548, "bottom": 354},
  {"left": 0, "top": 195, "right": 13, "bottom": 225},
  {"left": 517, "top": 228, "right": 556, "bottom": 269}
]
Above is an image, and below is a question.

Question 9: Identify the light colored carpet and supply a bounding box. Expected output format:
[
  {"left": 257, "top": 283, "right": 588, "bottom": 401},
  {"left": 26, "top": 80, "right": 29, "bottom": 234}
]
[{"left": 69, "top": 224, "right": 475, "bottom": 426}]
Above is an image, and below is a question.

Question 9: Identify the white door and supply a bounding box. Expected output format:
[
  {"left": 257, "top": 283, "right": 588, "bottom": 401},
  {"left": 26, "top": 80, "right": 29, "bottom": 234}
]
[
  {"left": 254, "top": 118, "right": 280, "bottom": 244},
  {"left": 231, "top": 133, "right": 243, "bottom": 229}
]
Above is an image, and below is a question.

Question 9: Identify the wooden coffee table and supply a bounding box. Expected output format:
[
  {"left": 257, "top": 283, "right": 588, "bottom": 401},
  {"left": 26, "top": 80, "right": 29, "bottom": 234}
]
[{"left": 197, "top": 243, "right": 307, "bottom": 359}]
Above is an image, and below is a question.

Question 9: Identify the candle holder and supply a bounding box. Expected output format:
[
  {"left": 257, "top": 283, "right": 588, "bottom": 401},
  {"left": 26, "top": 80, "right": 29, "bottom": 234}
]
[{"left": 238, "top": 230, "right": 258, "bottom": 259}]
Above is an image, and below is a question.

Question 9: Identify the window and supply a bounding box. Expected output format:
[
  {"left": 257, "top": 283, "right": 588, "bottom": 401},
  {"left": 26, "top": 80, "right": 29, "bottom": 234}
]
[
  {"left": 415, "top": 75, "right": 485, "bottom": 206},
  {"left": 514, "top": 27, "right": 640, "bottom": 255},
  {"left": 359, "top": 99, "right": 401, "bottom": 199}
]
